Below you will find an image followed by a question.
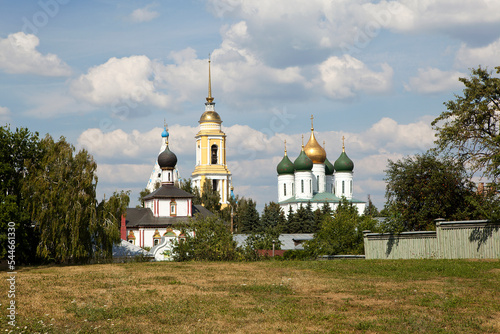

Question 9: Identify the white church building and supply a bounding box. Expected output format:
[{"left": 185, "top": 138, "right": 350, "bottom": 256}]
[{"left": 277, "top": 116, "right": 366, "bottom": 214}]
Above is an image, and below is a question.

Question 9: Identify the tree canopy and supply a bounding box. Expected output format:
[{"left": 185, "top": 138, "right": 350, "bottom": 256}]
[
  {"left": 384, "top": 152, "right": 483, "bottom": 232},
  {"left": 432, "top": 66, "right": 500, "bottom": 187}
]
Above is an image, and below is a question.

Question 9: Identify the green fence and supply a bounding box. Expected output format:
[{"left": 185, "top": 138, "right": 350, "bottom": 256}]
[{"left": 364, "top": 220, "right": 500, "bottom": 259}]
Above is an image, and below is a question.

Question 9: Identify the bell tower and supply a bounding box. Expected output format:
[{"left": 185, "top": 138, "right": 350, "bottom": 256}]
[{"left": 191, "top": 58, "right": 232, "bottom": 208}]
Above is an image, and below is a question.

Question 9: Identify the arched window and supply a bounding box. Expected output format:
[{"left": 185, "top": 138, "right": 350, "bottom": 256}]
[
  {"left": 317, "top": 177, "right": 319, "bottom": 191},
  {"left": 310, "top": 179, "right": 312, "bottom": 193},
  {"left": 211, "top": 144, "right": 218, "bottom": 164},
  {"left": 284, "top": 183, "right": 287, "bottom": 196},
  {"left": 170, "top": 200, "right": 177, "bottom": 217},
  {"left": 301, "top": 179, "right": 304, "bottom": 193},
  {"left": 342, "top": 181, "right": 345, "bottom": 194}
]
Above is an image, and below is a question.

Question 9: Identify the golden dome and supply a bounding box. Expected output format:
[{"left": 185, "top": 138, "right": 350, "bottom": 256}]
[
  {"left": 304, "top": 115, "right": 326, "bottom": 164},
  {"left": 199, "top": 110, "right": 222, "bottom": 123}
]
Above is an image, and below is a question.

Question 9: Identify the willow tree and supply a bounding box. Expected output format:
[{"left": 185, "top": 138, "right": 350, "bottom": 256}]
[{"left": 25, "top": 135, "right": 128, "bottom": 263}]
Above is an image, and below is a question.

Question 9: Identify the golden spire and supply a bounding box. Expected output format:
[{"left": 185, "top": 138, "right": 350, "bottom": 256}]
[
  {"left": 323, "top": 140, "right": 325, "bottom": 149},
  {"left": 206, "top": 54, "right": 214, "bottom": 103},
  {"left": 301, "top": 134, "right": 304, "bottom": 149},
  {"left": 342, "top": 136, "right": 345, "bottom": 152},
  {"left": 310, "top": 114, "right": 314, "bottom": 131},
  {"left": 284, "top": 139, "right": 287, "bottom": 155}
]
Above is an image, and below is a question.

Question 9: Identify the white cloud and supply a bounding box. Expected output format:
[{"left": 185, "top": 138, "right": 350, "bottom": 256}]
[
  {"left": 456, "top": 38, "right": 500, "bottom": 68},
  {"left": 128, "top": 3, "right": 160, "bottom": 23},
  {"left": 70, "top": 56, "right": 171, "bottom": 109},
  {"left": 316, "top": 55, "right": 393, "bottom": 99},
  {"left": 404, "top": 67, "right": 465, "bottom": 94},
  {"left": 97, "top": 163, "right": 152, "bottom": 184},
  {"left": 0, "top": 32, "right": 71, "bottom": 76},
  {"left": 24, "top": 92, "right": 95, "bottom": 118},
  {"left": 0, "top": 106, "right": 11, "bottom": 123}
]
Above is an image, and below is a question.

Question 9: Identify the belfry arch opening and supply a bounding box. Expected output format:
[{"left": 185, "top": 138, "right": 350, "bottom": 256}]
[{"left": 211, "top": 144, "right": 218, "bottom": 164}]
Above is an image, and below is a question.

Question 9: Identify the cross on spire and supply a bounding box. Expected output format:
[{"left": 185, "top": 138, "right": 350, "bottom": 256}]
[
  {"left": 342, "top": 136, "right": 345, "bottom": 152},
  {"left": 284, "top": 139, "right": 287, "bottom": 155},
  {"left": 301, "top": 134, "right": 304, "bottom": 148},
  {"left": 310, "top": 114, "right": 314, "bottom": 131}
]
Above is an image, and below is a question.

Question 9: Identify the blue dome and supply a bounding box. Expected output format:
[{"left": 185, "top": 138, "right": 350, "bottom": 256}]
[{"left": 161, "top": 127, "right": 169, "bottom": 138}]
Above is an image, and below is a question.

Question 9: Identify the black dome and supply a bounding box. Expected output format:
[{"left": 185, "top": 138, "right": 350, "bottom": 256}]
[{"left": 158, "top": 145, "right": 177, "bottom": 168}]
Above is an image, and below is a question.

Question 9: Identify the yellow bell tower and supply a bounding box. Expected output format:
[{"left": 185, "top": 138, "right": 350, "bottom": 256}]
[{"left": 191, "top": 58, "right": 232, "bottom": 208}]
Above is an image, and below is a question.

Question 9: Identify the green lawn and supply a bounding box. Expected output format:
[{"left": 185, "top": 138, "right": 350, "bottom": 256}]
[{"left": 2, "top": 259, "right": 500, "bottom": 333}]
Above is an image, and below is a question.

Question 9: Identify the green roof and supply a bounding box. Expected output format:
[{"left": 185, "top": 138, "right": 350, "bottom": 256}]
[
  {"left": 277, "top": 154, "right": 294, "bottom": 175},
  {"left": 324, "top": 158, "right": 334, "bottom": 175},
  {"left": 334, "top": 151, "right": 354, "bottom": 172},
  {"left": 279, "top": 192, "right": 365, "bottom": 204},
  {"left": 294, "top": 150, "right": 313, "bottom": 171}
]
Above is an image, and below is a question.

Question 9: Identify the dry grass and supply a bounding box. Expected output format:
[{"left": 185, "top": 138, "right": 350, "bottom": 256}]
[{"left": 2, "top": 259, "right": 500, "bottom": 333}]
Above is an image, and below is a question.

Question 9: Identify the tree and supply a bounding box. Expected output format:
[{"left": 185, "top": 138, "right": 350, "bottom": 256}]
[
  {"left": 24, "top": 135, "right": 128, "bottom": 263},
  {"left": 137, "top": 188, "right": 151, "bottom": 208},
  {"left": 0, "top": 126, "right": 43, "bottom": 264},
  {"left": 179, "top": 178, "right": 201, "bottom": 205},
  {"left": 235, "top": 198, "right": 260, "bottom": 233},
  {"left": 384, "top": 152, "right": 483, "bottom": 232},
  {"left": 363, "top": 195, "right": 380, "bottom": 217},
  {"left": 286, "top": 202, "right": 315, "bottom": 233},
  {"left": 260, "top": 202, "right": 286, "bottom": 233},
  {"left": 432, "top": 66, "right": 500, "bottom": 187},
  {"left": 305, "top": 198, "right": 376, "bottom": 256},
  {"left": 201, "top": 181, "right": 221, "bottom": 213},
  {"left": 172, "top": 215, "right": 240, "bottom": 261}
]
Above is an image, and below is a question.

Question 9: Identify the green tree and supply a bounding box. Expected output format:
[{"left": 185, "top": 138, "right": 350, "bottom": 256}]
[
  {"left": 306, "top": 198, "right": 377, "bottom": 256},
  {"left": 432, "top": 66, "right": 500, "bottom": 188},
  {"left": 384, "top": 152, "right": 482, "bottom": 232},
  {"left": 137, "top": 188, "right": 151, "bottom": 208},
  {"left": 260, "top": 202, "right": 286, "bottom": 232},
  {"left": 201, "top": 181, "right": 221, "bottom": 214},
  {"left": 363, "top": 195, "right": 380, "bottom": 217},
  {"left": 286, "top": 202, "right": 315, "bottom": 233},
  {"left": 172, "top": 215, "right": 239, "bottom": 261},
  {"left": 24, "top": 135, "right": 129, "bottom": 263},
  {"left": 0, "top": 126, "right": 43, "bottom": 263},
  {"left": 236, "top": 198, "right": 260, "bottom": 233},
  {"left": 179, "top": 178, "right": 201, "bottom": 205}
]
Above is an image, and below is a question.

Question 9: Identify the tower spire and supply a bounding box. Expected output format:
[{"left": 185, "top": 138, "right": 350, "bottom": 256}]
[
  {"left": 310, "top": 114, "right": 314, "bottom": 131},
  {"left": 206, "top": 54, "right": 214, "bottom": 103},
  {"left": 284, "top": 139, "right": 287, "bottom": 155},
  {"left": 342, "top": 136, "right": 345, "bottom": 152}
]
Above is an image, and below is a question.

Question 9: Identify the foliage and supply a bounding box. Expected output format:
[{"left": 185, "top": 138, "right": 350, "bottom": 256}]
[
  {"left": 305, "top": 198, "right": 379, "bottom": 256},
  {"left": 235, "top": 197, "right": 260, "bottom": 233},
  {"left": 200, "top": 180, "right": 221, "bottom": 213},
  {"left": 179, "top": 178, "right": 201, "bottom": 205},
  {"left": 284, "top": 202, "right": 320, "bottom": 233},
  {"left": 24, "top": 135, "right": 129, "bottom": 263},
  {"left": 0, "top": 126, "right": 43, "bottom": 263},
  {"left": 172, "top": 215, "right": 240, "bottom": 261},
  {"left": 260, "top": 201, "right": 286, "bottom": 233},
  {"left": 432, "top": 66, "right": 500, "bottom": 188},
  {"left": 364, "top": 195, "right": 380, "bottom": 217},
  {"left": 137, "top": 188, "right": 151, "bottom": 208},
  {"left": 383, "top": 152, "right": 484, "bottom": 232},
  {"left": 244, "top": 225, "right": 282, "bottom": 252}
]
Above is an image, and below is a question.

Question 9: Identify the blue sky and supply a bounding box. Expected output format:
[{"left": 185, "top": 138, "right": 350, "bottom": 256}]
[{"left": 2, "top": 0, "right": 500, "bottom": 211}]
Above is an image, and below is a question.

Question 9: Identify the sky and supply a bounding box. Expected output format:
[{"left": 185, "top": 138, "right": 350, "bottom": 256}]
[{"left": 1, "top": 0, "right": 500, "bottom": 212}]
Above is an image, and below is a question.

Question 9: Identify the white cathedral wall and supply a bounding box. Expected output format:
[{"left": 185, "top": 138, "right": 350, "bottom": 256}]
[
  {"left": 278, "top": 174, "right": 295, "bottom": 202},
  {"left": 334, "top": 172, "right": 353, "bottom": 199},
  {"left": 312, "top": 164, "right": 326, "bottom": 193},
  {"left": 294, "top": 171, "right": 313, "bottom": 200},
  {"left": 326, "top": 175, "right": 333, "bottom": 193}
]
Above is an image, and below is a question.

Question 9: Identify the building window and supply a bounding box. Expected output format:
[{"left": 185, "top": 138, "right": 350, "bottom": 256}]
[
  {"left": 342, "top": 181, "right": 345, "bottom": 194},
  {"left": 212, "top": 179, "right": 218, "bottom": 192},
  {"left": 301, "top": 179, "right": 304, "bottom": 193},
  {"left": 284, "top": 183, "right": 287, "bottom": 196},
  {"left": 292, "top": 183, "right": 294, "bottom": 195},
  {"left": 211, "top": 144, "right": 218, "bottom": 164},
  {"left": 310, "top": 179, "right": 312, "bottom": 193},
  {"left": 350, "top": 180, "right": 353, "bottom": 194},
  {"left": 170, "top": 200, "right": 177, "bottom": 217}
]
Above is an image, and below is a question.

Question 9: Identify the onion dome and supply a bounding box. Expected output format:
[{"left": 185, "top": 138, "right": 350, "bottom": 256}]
[
  {"left": 334, "top": 138, "right": 353, "bottom": 172},
  {"left": 324, "top": 157, "right": 334, "bottom": 175},
  {"left": 277, "top": 153, "right": 294, "bottom": 175},
  {"left": 158, "top": 145, "right": 177, "bottom": 169},
  {"left": 199, "top": 110, "right": 222, "bottom": 123},
  {"left": 161, "top": 127, "right": 169, "bottom": 138},
  {"left": 304, "top": 116, "right": 326, "bottom": 164},
  {"left": 294, "top": 145, "right": 313, "bottom": 171}
]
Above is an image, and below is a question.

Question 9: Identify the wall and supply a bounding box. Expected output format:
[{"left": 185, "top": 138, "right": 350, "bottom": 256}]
[{"left": 364, "top": 220, "right": 500, "bottom": 259}]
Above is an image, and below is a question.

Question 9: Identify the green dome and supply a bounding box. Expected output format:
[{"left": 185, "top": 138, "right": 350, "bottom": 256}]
[
  {"left": 324, "top": 158, "right": 334, "bottom": 175},
  {"left": 294, "top": 149, "right": 313, "bottom": 171},
  {"left": 277, "top": 154, "right": 294, "bottom": 175},
  {"left": 334, "top": 151, "right": 354, "bottom": 172}
]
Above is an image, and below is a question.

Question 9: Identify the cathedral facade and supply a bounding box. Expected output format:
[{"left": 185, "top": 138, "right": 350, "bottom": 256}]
[{"left": 277, "top": 116, "right": 366, "bottom": 213}]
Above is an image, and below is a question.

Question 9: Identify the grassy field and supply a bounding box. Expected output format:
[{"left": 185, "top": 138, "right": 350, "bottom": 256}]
[{"left": 2, "top": 259, "right": 500, "bottom": 333}]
